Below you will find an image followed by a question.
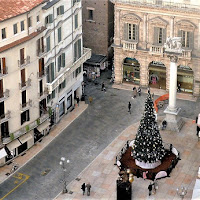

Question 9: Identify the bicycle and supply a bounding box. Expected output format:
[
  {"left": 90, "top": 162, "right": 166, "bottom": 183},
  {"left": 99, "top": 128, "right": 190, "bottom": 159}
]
[{"left": 10, "top": 162, "right": 19, "bottom": 174}]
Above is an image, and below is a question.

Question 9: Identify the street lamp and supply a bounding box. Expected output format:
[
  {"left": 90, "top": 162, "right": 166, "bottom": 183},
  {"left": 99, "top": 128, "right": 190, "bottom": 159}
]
[
  {"left": 176, "top": 186, "right": 187, "bottom": 199},
  {"left": 59, "top": 157, "right": 70, "bottom": 193}
]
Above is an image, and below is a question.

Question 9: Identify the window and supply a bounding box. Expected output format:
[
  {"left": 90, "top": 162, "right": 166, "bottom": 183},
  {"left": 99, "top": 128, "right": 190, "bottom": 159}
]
[
  {"left": 47, "top": 89, "right": 55, "bottom": 103},
  {"left": 75, "top": 66, "right": 81, "bottom": 77},
  {"left": 128, "top": 24, "right": 138, "bottom": 41},
  {"left": 13, "top": 23, "right": 18, "bottom": 35},
  {"left": 58, "top": 80, "right": 66, "bottom": 92},
  {"left": 88, "top": 10, "right": 93, "bottom": 20},
  {"left": 21, "top": 110, "right": 30, "bottom": 125},
  {"left": 28, "top": 17, "right": 32, "bottom": 28},
  {"left": 73, "top": 0, "right": 80, "bottom": 5},
  {"left": 153, "top": 27, "right": 166, "bottom": 45},
  {"left": 58, "top": 27, "right": 62, "bottom": 43},
  {"left": 57, "top": 5, "right": 64, "bottom": 15},
  {"left": 0, "top": 57, "right": 6, "bottom": 74},
  {"left": 46, "top": 36, "right": 51, "bottom": 52},
  {"left": 180, "top": 30, "right": 193, "bottom": 48},
  {"left": 57, "top": 53, "right": 65, "bottom": 72},
  {"left": 1, "top": 122, "right": 9, "bottom": 138},
  {"left": 37, "top": 15, "right": 40, "bottom": 22},
  {"left": 45, "top": 14, "right": 53, "bottom": 25},
  {"left": 74, "top": 39, "right": 82, "bottom": 61},
  {"left": 75, "top": 14, "right": 78, "bottom": 29},
  {"left": 21, "top": 21, "right": 25, "bottom": 31},
  {"left": 1, "top": 28, "right": 6, "bottom": 39},
  {"left": 22, "top": 90, "right": 26, "bottom": 107},
  {"left": 37, "top": 37, "right": 44, "bottom": 56},
  {"left": 46, "top": 63, "right": 55, "bottom": 83},
  {"left": 39, "top": 99, "right": 46, "bottom": 116}
]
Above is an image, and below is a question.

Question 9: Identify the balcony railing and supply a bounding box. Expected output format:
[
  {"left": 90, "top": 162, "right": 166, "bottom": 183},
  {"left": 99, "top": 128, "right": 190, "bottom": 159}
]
[
  {"left": 20, "top": 99, "right": 32, "bottom": 111},
  {"left": 149, "top": 45, "right": 164, "bottom": 55},
  {"left": 180, "top": 50, "right": 192, "bottom": 60},
  {"left": 0, "top": 110, "right": 11, "bottom": 124},
  {"left": 18, "top": 56, "right": 30, "bottom": 68},
  {"left": 19, "top": 78, "right": 31, "bottom": 90},
  {"left": 37, "top": 70, "right": 46, "bottom": 79},
  {"left": 37, "top": 46, "right": 47, "bottom": 57},
  {"left": 2, "top": 113, "right": 49, "bottom": 144},
  {"left": 122, "top": 40, "right": 138, "bottom": 52},
  {"left": 0, "top": 89, "right": 9, "bottom": 103},
  {"left": 0, "top": 67, "right": 8, "bottom": 79},
  {"left": 46, "top": 47, "right": 92, "bottom": 94}
]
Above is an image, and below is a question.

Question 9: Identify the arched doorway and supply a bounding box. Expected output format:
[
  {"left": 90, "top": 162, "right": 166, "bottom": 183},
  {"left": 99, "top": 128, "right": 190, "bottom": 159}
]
[
  {"left": 123, "top": 57, "right": 140, "bottom": 85},
  {"left": 149, "top": 61, "right": 166, "bottom": 90},
  {"left": 177, "top": 65, "right": 193, "bottom": 93}
]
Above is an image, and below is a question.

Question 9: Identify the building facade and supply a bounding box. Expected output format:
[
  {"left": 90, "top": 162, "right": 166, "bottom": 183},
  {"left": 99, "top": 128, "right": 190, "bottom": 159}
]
[
  {"left": 0, "top": 0, "right": 91, "bottom": 166},
  {"left": 111, "top": 0, "right": 200, "bottom": 96},
  {"left": 82, "top": 0, "right": 114, "bottom": 61}
]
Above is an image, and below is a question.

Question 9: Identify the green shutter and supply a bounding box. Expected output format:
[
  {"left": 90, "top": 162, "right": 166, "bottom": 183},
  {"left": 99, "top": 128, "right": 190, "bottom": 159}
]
[
  {"left": 189, "top": 32, "right": 194, "bottom": 49},
  {"left": 75, "top": 14, "right": 78, "bottom": 29},
  {"left": 74, "top": 43, "right": 77, "bottom": 61},
  {"left": 62, "top": 53, "right": 65, "bottom": 67},
  {"left": 46, "top": 66, "right": 50, "bottom": 83},
  {"left": 78, "top": 39, "right": 81, "bottom": 59},
  {"left": 57, "top": 8, "right": 59, "bottom": 15},
  {"left": 49, "top": 14, "right": 53, "bottom": 23},
  {"left": 124, "top": 23, "right": 128, "bottom": 40},
  {"left": 58, "top": 56, "right": 61, "bottom": 72},
  {"left": 51, "top": 63, "right": 54, "bottom": 82},
  {"left": 58, "top": 27, "right": 61, "bottom": 42},
  {"left": 47, "top": 36, "right": 50, "bottom": 52},
  {"left": 162, "top": 28, "right": 166, "bottom": 44},
  {"left": 153, "top": 27, "right": 159, "bottom": 45},
  {"left": 60, "top": 6, "right": 64, "bottom": 14}
]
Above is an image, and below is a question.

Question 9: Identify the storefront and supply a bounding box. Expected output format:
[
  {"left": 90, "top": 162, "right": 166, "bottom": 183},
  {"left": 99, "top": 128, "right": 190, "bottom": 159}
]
[
  {"left": 177, "top": 65, "right": 193, "bottom": 93},
  {"left": 123, "top": 57, "right": 140, "bottom": 85},
  {"left": 149, "top": 61, "right": 166, "bottom": 90}
]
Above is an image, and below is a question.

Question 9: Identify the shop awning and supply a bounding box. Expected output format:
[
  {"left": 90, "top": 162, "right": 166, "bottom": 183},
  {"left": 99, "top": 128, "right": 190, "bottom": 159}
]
[
  {"left": 7, "top": 139, "right": 21, "bottom": 151},
  {"left": 19, "top": 132, "right": 33, "bottom": 144},
  {"left": 177, "top": 70, "right": 193, "bottom": 76},
  {"left": 0, "top": 148, "right": 7, "bottom": 159},
  {"left": 37, "top": 120, "right": 50, "bottom": 132},
  {"left": 149, "top": 65, "right": 166, "bottom": 73}
]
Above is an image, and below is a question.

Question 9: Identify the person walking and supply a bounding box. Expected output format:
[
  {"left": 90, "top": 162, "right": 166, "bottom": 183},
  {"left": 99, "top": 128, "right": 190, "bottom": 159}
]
[
  {"left": 128, "top": 102, "right": 131, "bottom": 114},
  {"left": 81, "top": 183, "right": 86, "bottom": 195},
  {"left": 101, "top": 82, "right": 105, "bottom": 91},
  {"left": 133, "top": 87, "right": 137, "bottom": 99},
  {"left": 148, "top": 182, "right": 153, "bottom": 196},
  {"left": 86, "top": 182, "right": 91, "bottom": 196},
  {"left": 76, "top": 96, "right": 80, "bottom": 106},
  {"left": 137, "top": 87, "right": 141, "bottom": 96}
]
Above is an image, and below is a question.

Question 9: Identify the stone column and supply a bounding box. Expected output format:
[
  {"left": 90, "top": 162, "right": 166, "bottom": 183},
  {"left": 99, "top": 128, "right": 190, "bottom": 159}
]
[
  {"left": 170, "top": 17, "right": 175, "bottom": 38},
  {"left": 114, "top": 9, "right": 121, "bottom": 46},
  {"left": 164, "top": 55, "right": 184, "bottom": 132},
  {"left": 143, "top": 13, "right": 148, "bottom": 49}
]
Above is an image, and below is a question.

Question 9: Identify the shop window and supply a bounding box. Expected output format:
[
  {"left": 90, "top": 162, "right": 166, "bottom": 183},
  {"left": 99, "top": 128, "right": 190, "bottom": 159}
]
[
  {"left": 154, "top": 27, "right": 166, "bottom": 45},
  {"left": 21, "top": 110, "right": 30, "bottom": 125},
  {"left": 18, "top": 142, "right": 27, "bottom": 155}
]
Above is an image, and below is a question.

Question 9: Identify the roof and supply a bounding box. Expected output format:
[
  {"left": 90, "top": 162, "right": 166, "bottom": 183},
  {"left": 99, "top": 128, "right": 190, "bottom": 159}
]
[
  {"left": 0, "top": 0, "right": 45, "bottom": 22},
  {"left": 85, "top": 54, "right": 107, "bottom": 65},
  {"left": 42, "top": 0, "right": 60, "bottom": 10}
]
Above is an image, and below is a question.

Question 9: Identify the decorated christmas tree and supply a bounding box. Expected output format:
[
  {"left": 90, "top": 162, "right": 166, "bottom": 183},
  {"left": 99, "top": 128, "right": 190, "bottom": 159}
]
[{"left": 132, "top": 90, "right": 165, "bottom": 168}]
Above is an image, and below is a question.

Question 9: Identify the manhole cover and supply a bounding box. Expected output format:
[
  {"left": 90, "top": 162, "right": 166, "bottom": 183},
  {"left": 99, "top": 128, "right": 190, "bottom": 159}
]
[{"left": 41, "top": 169, "right": 51, "bottom": 176}]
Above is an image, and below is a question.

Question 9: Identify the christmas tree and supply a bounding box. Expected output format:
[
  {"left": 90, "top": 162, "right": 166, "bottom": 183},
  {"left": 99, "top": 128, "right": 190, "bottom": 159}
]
[{"left": 132, "top": 90, "right": 165, "bottom": 164}]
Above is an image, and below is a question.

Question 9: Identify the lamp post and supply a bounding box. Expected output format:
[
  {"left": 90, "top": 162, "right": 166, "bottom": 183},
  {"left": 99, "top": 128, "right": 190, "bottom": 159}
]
[
  {"left": 59, "top": 157, "right": 70, "bottom": 193},
  {"left": 176, "top": 186, "right": 187, "bottom": 199}
]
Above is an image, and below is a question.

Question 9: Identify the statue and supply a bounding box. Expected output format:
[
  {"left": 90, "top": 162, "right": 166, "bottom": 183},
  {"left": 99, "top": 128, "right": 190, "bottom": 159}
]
[{"left": 164, "top": 37, "right": 182, "bottom": 53}]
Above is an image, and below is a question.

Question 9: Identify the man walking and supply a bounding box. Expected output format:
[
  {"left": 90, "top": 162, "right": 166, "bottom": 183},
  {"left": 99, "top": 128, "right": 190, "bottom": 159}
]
[
  {"left": 81, "top": 183, "right": 85, "bottom": 195},
  {"left": 148, "top": 182, "right": 153, "bottom": 196},
  {"left": 86, "top": 182, "right": 91, "bottom": 196},
  {"left": 76, "top": 96, "right": 80, "bottom": 106},
  {"left": 137, "top": 87, "right": 141, "bottom": 96},
  {"left": 128, "top": 102, "right": 131, "bottom": 114}
]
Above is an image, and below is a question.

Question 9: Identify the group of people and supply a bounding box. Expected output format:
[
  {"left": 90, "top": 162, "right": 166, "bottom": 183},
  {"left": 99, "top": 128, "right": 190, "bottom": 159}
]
[{"left": 81, "top": 182, "right": 91, "bottom": 196}]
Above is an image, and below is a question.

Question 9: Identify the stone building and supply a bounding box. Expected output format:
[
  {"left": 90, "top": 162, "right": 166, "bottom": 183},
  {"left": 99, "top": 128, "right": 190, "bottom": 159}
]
[
  {"left": 82, "top": 0, "right": 114, "bottom": 62},
  {"left": 0, "top": 0, "right": 91, "bottom": 166},
  {"left": 111, "top": 0, "right": 200, "bottom": 96}
]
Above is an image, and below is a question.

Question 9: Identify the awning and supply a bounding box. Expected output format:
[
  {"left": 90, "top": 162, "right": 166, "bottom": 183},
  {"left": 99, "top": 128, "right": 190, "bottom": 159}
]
[
  {"left": 7, "top": 139, "right": 21, "bottom": 151},
  {"left": 37, "top": 120, "right": 50, "bottom": 132},
  {"left": 149, "top": 65, "right": 166, "bottom": 73},
  {"left": 19, "top": 132, "right": 33, "bottom": 144},
  {"left": 0, "top": 148, "right": 7, "bottom": 159}
]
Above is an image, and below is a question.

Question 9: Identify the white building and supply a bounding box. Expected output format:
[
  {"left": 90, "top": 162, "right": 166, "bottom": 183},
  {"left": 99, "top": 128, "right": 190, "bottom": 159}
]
[{"left": 0, "top": 0, "right": 91, "bottom": 166}]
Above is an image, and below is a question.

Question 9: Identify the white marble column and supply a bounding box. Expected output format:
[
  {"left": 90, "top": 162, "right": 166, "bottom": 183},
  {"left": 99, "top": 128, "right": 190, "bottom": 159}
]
[
  {"left": 143, "top": 13, "right": 148, "bottom": 48},
  {"left": 170, "top": 17, "right": 175, "bottom": 38}
]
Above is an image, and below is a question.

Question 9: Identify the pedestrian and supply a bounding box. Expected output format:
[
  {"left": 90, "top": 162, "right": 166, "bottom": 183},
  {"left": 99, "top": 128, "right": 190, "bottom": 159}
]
[
  {"left": 152, "top": 93, "right": 154, "bottom": 100},
  {"left": 148, "top": 182, "right": 153, "bottom": 196},
  {"left": 76, "top": 96, "right": 80, "bottom": 106},
  {"left": 101, "top": 82, "right": 105, "bottom": 91},
  {"left": 153, "top": 180, "right": 158, "bottom": 194},
  {"left": 128, "top": 102, "right": 131, "bottom": 114},
  {"left": 196, "top": 115, "right": 200, "bottom": 136},
  {"left": 86, "top": 182, "right": 91, "bottom": 196},
  {"left": 137, "top": 87, "right": 141, "bottom": 96},
  {"left": 132, "top": 87, "right": 137, "bottom": 99},
  {"left": 81, "top": 183, "right": 86, "bottom": 195},
  {"left": 177, "top": 83, "right": 181, "bottom": 92}
]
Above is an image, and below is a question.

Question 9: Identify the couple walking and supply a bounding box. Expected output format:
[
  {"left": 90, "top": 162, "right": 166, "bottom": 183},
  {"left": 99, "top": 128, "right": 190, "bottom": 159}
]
[{"left": 81, "top": 182, "right": 91, "bottom": 196}]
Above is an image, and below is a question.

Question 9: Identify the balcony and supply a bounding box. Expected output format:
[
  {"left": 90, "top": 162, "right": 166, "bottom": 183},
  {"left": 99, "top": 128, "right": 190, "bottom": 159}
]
[
  {"left": 19, "top": 78, "right": 31, "bottom": 91},
  {"left": 38, "top": 88, "right": 48, "bottom": 100},
  {"left": 0, "top": 89, "right": 9, "bottom": 103},
  {"left": 0, "top": 111, "right": 11, "bottom": 124},
  {"left": 37, "top": 46, "right": 47, "bottom": 57},
  {"left": 2, "top": 113, "right": 49, "bottom": 144},
  {"left": 46, "top": 47, "right": 92, "bottom": 94},
  {"left": 122, "top": 40, "right": 138, "bottom": 52},
  {"left": 20, "top": 99, "right": 32, "bottom": 112},
  {"left": 149, "top": 45, "right": 164, "bottom": 56},
  {"left": 37, "top": 70, "right": 46, "bottom": 79},
  {"left": 179, "top": 50, "right": 192, "bottom": 60},
  {"left": 18, "top": 56, "right": 30, "bottom": 68},
  {"left": 0, "top": 67, "right": 8, "bottom": 79}
]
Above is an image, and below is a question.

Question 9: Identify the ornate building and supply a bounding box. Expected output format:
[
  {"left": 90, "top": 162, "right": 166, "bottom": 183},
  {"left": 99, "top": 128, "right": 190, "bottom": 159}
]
[{"left": 111, "top": 0, "right": 200, "bottom": 96}]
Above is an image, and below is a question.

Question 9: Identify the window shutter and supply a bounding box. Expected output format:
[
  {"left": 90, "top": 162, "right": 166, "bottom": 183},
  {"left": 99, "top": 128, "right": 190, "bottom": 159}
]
[
  {"left": 78, "top": 39, "right": 81, "bottom": 59},
  {"left": 51, "top": 63, "right": 54, "bottom": 82},
  {"left": 60, "top": 6, "right": 64, "bottom": 14},
  {"left": 189, "top": 32, "right": 194, "bottom": 49},
  {"left": 47, "top": 36, "right": 50, "bottom": 52},
  {"left": 75, "top": 14, "right": 78, "bottom": 29},
  {"left": 62, "top": 53, "right": 65, "bottom": 67},
  {"left": 49, "top": 14, "right": 53, "bottom": 23},
  {"left": 178, "top": 30, "right": 182, "bottom": 37},
  {"left": 124, "top": 23, "right": 128, "bottom": 40},
  {"left": 74, "top": 43, "right": 77, "bottom": 61},
  {"left": 45, "top": 16, "right": 48, "bottom": 25},
  {"left": 58, "top": 56, "right": 61, "bottom": 72},
  {"left": 153, "top": 27, "right": 159, "bottom": 45},
  {"left": 135, "top": 25, "right": 139, "bottom": 42},
  {"left": 27, "top": 110, "right": 30, "bottom": 121},
  {"left": 162, "top": 28, "right": 166, "bottom": 45},
  {"left": 58, "top": 27, "right": 61, "bottom": 42},
  {"left": 57, "top": 8, "right": 59, "bottom": 15}
]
